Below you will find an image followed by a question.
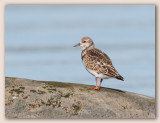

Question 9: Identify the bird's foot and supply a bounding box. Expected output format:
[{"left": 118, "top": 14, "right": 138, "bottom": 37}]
[{"left": 91, "top": 86, "right": 100, "bottom": 90}]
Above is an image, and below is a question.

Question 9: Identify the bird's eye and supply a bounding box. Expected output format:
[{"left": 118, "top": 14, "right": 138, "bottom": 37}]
[{"left": 83, "top": 41, "right": 86, "bottom": 43}]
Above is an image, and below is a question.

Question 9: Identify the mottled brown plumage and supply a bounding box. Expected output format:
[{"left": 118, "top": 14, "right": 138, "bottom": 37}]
[{"left": 74, "top": 37, "right": 124, "bottom": 90}]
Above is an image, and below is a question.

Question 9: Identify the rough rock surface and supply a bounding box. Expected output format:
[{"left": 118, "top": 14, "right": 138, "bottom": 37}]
[{"left": 5, "top": 77, "right": 155, "bottom": 119}]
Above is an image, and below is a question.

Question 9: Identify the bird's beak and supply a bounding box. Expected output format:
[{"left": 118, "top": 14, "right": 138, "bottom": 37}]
[{"left": 73, "top": 43, "right": 80, "bottom": 47}]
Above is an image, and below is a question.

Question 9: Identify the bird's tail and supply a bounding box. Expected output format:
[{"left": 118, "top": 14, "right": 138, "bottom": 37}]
[{"left": 116, "top": 75, "right": 124, "bottom": 81}]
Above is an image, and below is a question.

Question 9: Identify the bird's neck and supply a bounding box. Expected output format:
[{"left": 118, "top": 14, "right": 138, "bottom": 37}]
[
  {"left": 82, "top": 44, "right": 94, "bottom": 51},
  {"left": 81, "top": 44, "right": 94, "bottom": 60}
]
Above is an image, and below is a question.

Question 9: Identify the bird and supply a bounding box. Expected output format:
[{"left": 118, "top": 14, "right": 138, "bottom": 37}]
[{"left": 74, "top": 37, "right": 124, "bottom": 90}]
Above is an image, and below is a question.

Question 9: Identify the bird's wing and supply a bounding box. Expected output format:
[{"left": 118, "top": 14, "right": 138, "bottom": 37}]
[
  {"left": 86, "top": 48, "right": 119, "bottom": 77},
  {"left": 87, "top": 48, "right": 112, "bottom": 65},
  {"left": 105, "top": 64, "right": 119, "bottom": 77}
]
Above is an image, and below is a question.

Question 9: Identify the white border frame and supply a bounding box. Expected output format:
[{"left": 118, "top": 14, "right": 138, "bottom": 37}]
[{"left": 0, "top": 0, "right": 159, "bottom": 122}]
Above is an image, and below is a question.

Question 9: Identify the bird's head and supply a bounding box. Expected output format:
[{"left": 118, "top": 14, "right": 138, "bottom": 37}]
[{"left": 74, "top": 37, "right": 94, "bottom": 50}]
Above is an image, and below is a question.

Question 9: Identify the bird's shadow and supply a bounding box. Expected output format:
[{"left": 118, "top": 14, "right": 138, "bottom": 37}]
[
  {"left": 88, "top": 86, "right": 125, "bottom": 93},
  {"left": 104, "top": 87, "right": 126, "bottom": 93}
]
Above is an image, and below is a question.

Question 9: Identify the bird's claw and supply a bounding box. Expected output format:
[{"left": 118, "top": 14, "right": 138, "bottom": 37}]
[{"left": 91, "top": 87, "right": 100, "bottom": 90}]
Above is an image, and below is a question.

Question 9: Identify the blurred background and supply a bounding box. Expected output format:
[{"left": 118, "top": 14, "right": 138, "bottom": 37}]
[{"left": 5, "top": 5, "right": 155, "bottom": 97}]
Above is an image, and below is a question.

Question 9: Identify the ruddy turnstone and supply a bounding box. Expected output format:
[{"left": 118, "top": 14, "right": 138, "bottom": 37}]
[{"left": 74, "top": 37, "right": 124, "bottom": 90}]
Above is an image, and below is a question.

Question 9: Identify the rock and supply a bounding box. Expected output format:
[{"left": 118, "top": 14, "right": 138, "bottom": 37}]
[{"left": 5, "top": 77, "right": 155, "bottom": 119}]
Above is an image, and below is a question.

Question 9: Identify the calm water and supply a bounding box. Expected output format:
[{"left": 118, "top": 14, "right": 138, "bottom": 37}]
[{"left": 5, "top": 5, "right": 155, "bottom": 97}]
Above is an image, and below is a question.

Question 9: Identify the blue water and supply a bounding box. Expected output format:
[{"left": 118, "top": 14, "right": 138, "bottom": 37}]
[{"left": 5, "top": 5, "right": 155, "bottom": 97}]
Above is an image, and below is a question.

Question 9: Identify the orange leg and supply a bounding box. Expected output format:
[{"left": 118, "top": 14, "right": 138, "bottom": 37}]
[
  {"left": 91, "top": 77, "right": 99, "bottom": 90},
  {"left": 98, "top": 79, "right": 103, "bottom": 89}
]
